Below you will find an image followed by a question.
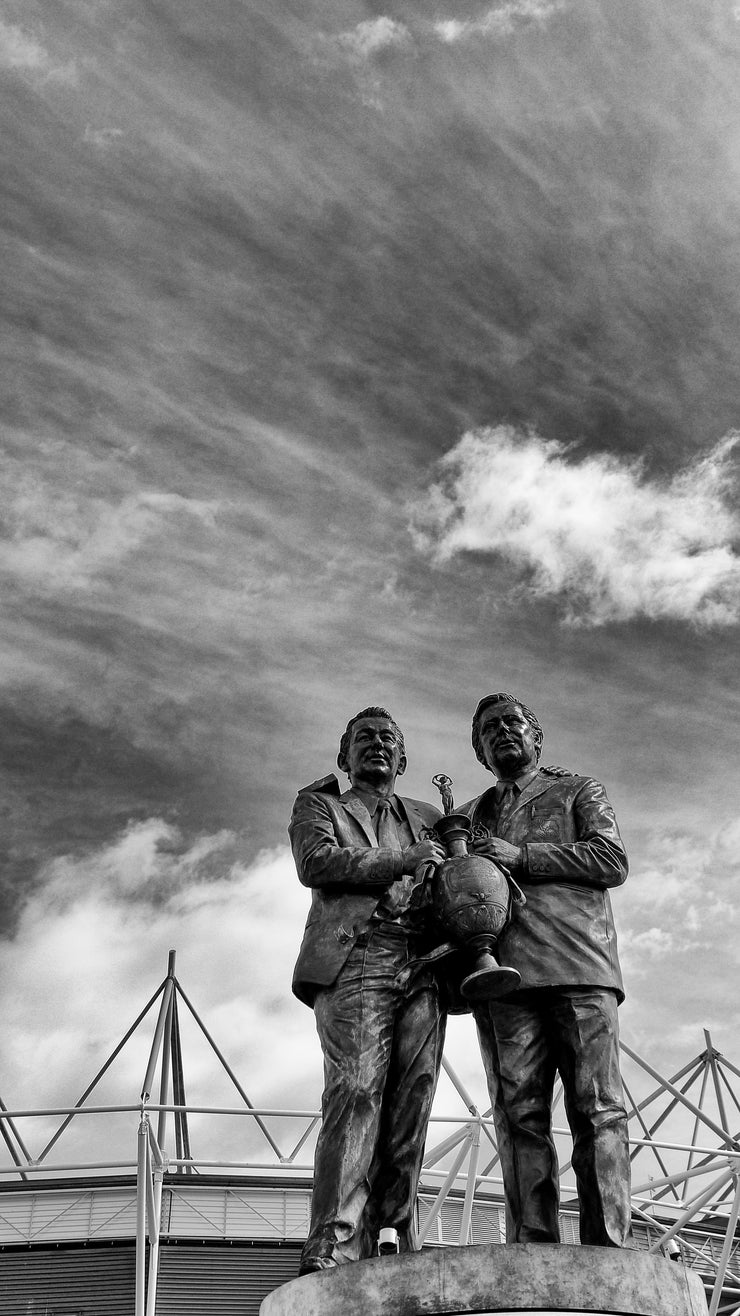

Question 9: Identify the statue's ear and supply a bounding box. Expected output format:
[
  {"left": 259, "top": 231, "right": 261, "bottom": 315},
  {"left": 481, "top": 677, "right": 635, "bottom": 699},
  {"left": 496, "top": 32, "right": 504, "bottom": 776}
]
[
  {"left": 336, "top": 751, "right": 348, "bottom": 777},
  {"left": 396, "top": 753, "right": 407, "bottom": 777}
]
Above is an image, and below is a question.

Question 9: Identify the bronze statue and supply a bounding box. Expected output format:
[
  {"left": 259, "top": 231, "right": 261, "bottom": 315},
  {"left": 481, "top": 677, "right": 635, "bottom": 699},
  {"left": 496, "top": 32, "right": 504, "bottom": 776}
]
[
  {"left": 462, "top": 692, "right": 632, "bottom": 1248},
  {"left": 289, "top": 707, "right": 446, "bottom": 1273}
]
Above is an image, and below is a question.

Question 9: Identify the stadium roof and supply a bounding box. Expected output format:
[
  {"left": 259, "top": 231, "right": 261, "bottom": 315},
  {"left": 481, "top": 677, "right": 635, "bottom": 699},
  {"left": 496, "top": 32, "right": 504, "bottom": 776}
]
[{"left": 2, "top": 951, "right": 740, "bottom": 1316}]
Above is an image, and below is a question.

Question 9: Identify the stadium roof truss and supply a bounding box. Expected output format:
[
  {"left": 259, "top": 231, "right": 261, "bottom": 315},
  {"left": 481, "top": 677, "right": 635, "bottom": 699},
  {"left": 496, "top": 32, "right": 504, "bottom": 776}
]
[{"left": 2, "top": 952, "right": 740, "bottom": 1316}]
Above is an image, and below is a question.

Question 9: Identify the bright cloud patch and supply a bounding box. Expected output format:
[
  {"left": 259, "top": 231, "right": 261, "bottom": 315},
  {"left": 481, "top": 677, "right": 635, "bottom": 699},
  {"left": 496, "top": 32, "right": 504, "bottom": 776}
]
[
  {"left": 0, "top": 822, "right": 316, "bottom": 1166},
  {"left": 335, "top": 18, "right": 411, "bottom": 60},
  {"left": 0, "top": 20, "right": 51, "bottom": 70},
  {"left": 435, "top": 0, "right": 566, "bottom": 43},
  {"left": 0, "top": 479, "right": 219, "bottom": 592},
  {"left": 411, "top": 427, "right": 740, "bottom": 625},
  {"left": 613, "top": 815, "right": 740, "bottom": 1075},
  {"left": 0, "top": 18, "right": 75, "bottom": 81}
]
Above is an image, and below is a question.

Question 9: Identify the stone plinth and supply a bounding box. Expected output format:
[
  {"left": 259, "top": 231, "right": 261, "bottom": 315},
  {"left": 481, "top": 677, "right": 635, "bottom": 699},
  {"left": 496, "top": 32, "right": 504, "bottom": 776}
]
[{"left": 259, "top": 1243, "right": 708, "bottom": 1316}]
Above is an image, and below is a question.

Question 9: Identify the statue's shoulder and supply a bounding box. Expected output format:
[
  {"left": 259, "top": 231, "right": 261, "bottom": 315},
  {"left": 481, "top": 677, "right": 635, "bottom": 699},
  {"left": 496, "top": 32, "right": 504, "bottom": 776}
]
[
  {"left": 295, "top": 773, "right": 342, "bottom": 798},
  {"left": 539, "top": 767, "right": 609, "bottom": 798},
  {"left": 399, "top": 794, "right": 442, "bottom": 822},
  {"left": 459, "top": 787, "right": 495, "bottom": 818}
]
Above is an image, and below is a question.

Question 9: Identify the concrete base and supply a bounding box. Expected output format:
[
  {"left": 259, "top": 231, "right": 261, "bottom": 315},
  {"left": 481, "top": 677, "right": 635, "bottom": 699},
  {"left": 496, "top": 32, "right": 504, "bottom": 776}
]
[{"left": 259, "top": 1243, "right": 708, "bottom": 1316}]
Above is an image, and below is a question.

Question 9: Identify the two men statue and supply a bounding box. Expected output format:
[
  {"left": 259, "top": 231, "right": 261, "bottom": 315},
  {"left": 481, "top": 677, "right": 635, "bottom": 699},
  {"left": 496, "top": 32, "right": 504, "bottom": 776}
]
[{"left": 289, "top": 694, "right": 632, "bottom": 1274}]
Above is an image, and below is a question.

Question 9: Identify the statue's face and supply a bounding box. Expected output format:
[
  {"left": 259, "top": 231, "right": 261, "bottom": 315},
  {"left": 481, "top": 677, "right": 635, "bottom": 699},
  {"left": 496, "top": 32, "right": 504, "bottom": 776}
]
[
  {"left": 475, "top": 700, "right": 538, "bottom": 778},
  {"left": 341, "top": 716, "right": 406, "bottom": 789}
]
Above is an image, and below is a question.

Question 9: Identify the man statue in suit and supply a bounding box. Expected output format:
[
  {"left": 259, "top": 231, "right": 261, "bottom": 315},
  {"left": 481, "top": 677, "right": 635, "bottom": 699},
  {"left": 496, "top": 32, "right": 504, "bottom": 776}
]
[
  {"left": 290, "top": 706, "right": 447, "bottom": 1274},
  {"left": 462, "top": 692, "right": 632, "bottom": 1248}
]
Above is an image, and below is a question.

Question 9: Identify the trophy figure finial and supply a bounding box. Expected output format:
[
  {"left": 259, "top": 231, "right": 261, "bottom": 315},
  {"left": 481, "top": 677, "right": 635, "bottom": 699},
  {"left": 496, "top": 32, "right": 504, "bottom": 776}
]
[{"left": 431, "top": 773, "right": 455, "bottom": 816}]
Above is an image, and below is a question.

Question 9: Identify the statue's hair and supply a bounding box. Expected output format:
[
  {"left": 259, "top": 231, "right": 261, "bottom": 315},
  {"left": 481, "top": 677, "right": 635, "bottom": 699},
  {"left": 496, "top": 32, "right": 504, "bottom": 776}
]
[
  {"left": 471, "top": 693, "right": 543, "bottom": 771},
  {"left": 337, "top": 706, "right": 405, "bottom": 772}
]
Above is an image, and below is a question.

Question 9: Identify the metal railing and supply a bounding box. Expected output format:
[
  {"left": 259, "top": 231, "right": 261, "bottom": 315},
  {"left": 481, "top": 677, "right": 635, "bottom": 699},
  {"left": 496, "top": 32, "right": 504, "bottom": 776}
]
[{"left": 3, "top": 953, "right": 740, "bottom": 1316}]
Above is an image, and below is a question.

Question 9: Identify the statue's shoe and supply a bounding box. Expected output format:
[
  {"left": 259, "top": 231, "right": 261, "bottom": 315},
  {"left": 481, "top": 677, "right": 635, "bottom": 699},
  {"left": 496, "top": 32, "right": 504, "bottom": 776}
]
[{"left": 298, "top": 1255, "right": 338, "bottom": 1276}]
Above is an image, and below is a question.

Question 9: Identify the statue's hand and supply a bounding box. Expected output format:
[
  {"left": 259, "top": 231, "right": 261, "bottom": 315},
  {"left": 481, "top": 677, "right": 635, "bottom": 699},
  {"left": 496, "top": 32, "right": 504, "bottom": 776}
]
[
  {"left": 402, "top": 838, "right": 446, "bottom": 874},
  {"left": 473, "top": 837, "right": 523, "bottom": 870}
]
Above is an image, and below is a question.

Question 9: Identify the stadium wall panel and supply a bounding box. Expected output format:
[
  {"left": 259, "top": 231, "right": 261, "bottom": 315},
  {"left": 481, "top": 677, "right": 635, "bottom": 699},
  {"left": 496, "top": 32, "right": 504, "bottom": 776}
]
[
  {"left": 0, "top": 1243, "right": 136, "bottom": 1314},
  {"left": 155, "top": 1242, "right": 302, "bottom": 1314}
]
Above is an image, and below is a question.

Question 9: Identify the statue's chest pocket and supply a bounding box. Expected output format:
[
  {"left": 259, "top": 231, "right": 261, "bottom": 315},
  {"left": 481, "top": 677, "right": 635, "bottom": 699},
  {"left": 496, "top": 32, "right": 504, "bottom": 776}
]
[{"left": 527, "top": 807, "right": 564, "bottom": 841}]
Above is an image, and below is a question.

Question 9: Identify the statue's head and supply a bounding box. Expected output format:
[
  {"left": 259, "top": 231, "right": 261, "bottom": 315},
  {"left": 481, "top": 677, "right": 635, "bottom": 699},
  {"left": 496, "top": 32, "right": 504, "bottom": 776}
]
[
  {"left": 337, "top": 707, "right": 407, "bottom": 790},
  {"left": 472, "top": 693, "right": 543, "bottom": 777}
]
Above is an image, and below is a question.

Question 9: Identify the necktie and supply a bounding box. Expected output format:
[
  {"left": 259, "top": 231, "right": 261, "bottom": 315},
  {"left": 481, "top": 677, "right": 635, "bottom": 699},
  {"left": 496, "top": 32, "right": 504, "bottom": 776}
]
[
  {"left": 496, "top": 782, "right": 516, "bottom": 819},
  {"left": 375, "top": 799, "right": 402, "bottom": 852},
  {"left": 374, "top": 798, "right": 410, "bottom": 919}
]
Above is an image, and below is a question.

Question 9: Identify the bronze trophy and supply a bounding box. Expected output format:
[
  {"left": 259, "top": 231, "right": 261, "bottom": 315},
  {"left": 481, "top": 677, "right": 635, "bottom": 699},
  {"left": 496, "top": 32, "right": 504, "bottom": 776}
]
[{"left": 428, "top": 774, "right": 523, "bottom": 1003}]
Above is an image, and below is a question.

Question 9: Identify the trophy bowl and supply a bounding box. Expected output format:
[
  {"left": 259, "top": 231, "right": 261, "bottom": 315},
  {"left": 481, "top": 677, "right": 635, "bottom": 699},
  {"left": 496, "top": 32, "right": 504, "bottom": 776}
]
[{"left": 429, "top": 779, "right": 521, "bottom": 1003}]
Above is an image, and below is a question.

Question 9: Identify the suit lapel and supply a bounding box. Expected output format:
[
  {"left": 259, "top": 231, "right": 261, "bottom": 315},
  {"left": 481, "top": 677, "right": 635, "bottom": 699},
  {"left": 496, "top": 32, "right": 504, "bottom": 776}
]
[
  {"left": 339, "top": 790, "right": 378, "bottom": 846},
  {"left": 400, "top": 797, "right": 426, "bottom": 842},
  {"left": 507, "top": 771, "right": 552, "bottom": 820}
]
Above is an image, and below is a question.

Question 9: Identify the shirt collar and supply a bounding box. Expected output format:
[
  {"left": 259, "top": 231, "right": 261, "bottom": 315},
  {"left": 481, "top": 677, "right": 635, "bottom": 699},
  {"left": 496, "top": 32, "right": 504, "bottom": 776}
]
[
  {"left": 350, "top": 787, "right": 403, "bottom": 820},
  {"left": 497, "top": 765, "right": 539, "bottom": 794}
]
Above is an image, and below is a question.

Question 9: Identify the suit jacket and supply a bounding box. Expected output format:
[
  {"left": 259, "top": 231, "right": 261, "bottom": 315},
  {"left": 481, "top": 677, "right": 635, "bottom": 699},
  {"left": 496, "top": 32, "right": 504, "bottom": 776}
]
[
  {"left": 461, "top": 767, "right": 628, "bottom": 1001},
  {"left": 290, "top": 775, "right": 442, "bottom": 1007}
]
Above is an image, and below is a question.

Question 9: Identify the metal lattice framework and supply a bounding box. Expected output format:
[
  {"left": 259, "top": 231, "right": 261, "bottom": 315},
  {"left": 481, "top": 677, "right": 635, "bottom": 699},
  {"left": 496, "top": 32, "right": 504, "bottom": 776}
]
[{"left": 2, "top": 951, "right": 740, "bottom": 1316}]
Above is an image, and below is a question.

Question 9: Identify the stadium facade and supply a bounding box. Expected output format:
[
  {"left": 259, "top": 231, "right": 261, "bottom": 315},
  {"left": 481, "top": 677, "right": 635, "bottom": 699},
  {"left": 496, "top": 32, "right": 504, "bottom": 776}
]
[{"left": 2, "top": 954, "right": 740, "bottom": 1315}]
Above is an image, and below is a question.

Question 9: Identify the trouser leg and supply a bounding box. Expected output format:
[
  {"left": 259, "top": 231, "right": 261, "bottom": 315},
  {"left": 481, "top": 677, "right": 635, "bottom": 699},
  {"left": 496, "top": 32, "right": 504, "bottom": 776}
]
[
  {"left": 551, "top": 989, "right": 632, "bottom": 1247},
  {"left": 363, "top": 970, "right": 446, "bottom": 1254},
  {"left": 302, "top": 942, "right": 395, "bottom": 1267},
  {"left": 303, "top": 935, "right": 439, "bottom": 1267},
  {"left": 475, "top": 998, "right": 560, "bottom": 1243}
]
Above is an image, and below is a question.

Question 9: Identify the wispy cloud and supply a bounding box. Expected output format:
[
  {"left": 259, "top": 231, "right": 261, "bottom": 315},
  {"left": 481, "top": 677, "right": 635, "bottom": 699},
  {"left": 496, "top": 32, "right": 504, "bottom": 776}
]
[
  {"left": 0, "top": 481, "right": 218, "bottom": 593},
  {"left": 621, "top": 820, "right": 740, "bottom": 968},
  {"left": 0, "top": 17, "right": 75, "bottom": 81},
  {"left": 435, "top": 0, "right": 566, "bottom": 43},
  {"left": 0, "top": 19, "right": 51, "bottom": 71},
  {"left": 83, "top": 125, "right": 125, "bottom": 150},
  {"left": 334, "top": 18, "right": 411, "bottom": 61},
  {"left": 616, "top": 817, "right": 740, "bottom": 1066},
  {"left": 411, "top": 428, "right": 740, "bottom": 626}
]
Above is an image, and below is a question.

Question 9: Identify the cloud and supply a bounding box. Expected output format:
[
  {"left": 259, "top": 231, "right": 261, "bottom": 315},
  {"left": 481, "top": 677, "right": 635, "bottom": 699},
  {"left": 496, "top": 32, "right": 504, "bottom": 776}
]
[
  {"left": 331, "top": 18, "right": 411, "bottom": 61},
  {"left": 0, "top": 823, "right": 316, "bottom": 1158},
  {"left": 0, "top": 18, "right": 75, "bottom": 81},
  {"left": 325, "top": 5, "right": 562, "bottom": 59},
  {"left": 83, "top": 126, "right": 125, "bottom": 150},
  {"left": 0, "top": 475, "right": 219, "bottom": 593},
  {"left": 614, "top": 816, "right": 740, "bottom": 1078},
  {"left": 411, "top": 427, "right": 740, "bottom": 626},
  {"left": 0, "top": 19, "right": 51, "bottom": 71},
  {"left": 435, "top": 0, "right": 566, "bottom": 43},
  {"left": 619, "top": 819, "right": 740, "bottom": 981}
]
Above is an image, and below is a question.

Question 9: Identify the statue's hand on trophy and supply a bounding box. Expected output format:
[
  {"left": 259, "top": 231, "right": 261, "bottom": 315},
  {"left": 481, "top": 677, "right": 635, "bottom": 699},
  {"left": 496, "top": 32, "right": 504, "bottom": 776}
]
[
  {"left": 406, "top": 828, "right": 446, "bottom": 913},
  {"left": 471, "top": 833, "right": 523, "bottom": 872},
  {"left": 401, "top": 836, "right": 446, "bottom": 875}
]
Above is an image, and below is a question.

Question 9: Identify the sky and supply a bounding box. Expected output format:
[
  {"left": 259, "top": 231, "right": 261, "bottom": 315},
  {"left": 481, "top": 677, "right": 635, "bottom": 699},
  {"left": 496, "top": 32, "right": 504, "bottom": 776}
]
[{"left": 1, "top": 0, "right": 739, "bottom": 1174}]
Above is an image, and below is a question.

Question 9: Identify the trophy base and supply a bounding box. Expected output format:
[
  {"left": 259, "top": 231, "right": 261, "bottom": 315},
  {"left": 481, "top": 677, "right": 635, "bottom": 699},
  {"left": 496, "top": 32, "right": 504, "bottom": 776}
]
[{"left": 461, "top": 962, "right": 520, "bottom": 1003}]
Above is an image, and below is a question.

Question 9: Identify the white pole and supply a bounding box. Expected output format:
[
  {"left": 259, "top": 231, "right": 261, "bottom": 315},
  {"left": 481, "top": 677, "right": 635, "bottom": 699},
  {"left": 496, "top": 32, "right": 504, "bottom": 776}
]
[
  {"left": 146, "top": 1165, "right": 164, "bottom": 1316},
  {"left": 708, "top": 1171, "right": 740, "bottom": 1316},
  {"left": 459, "top": 1121, "right": 481, "bottom": 1245},
  {"left": 417, "top": 1130, "right": 474, "bottom": 1245},
  {"left": 135, "top": 1117, "right": 148, "bottom": 1316}
]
